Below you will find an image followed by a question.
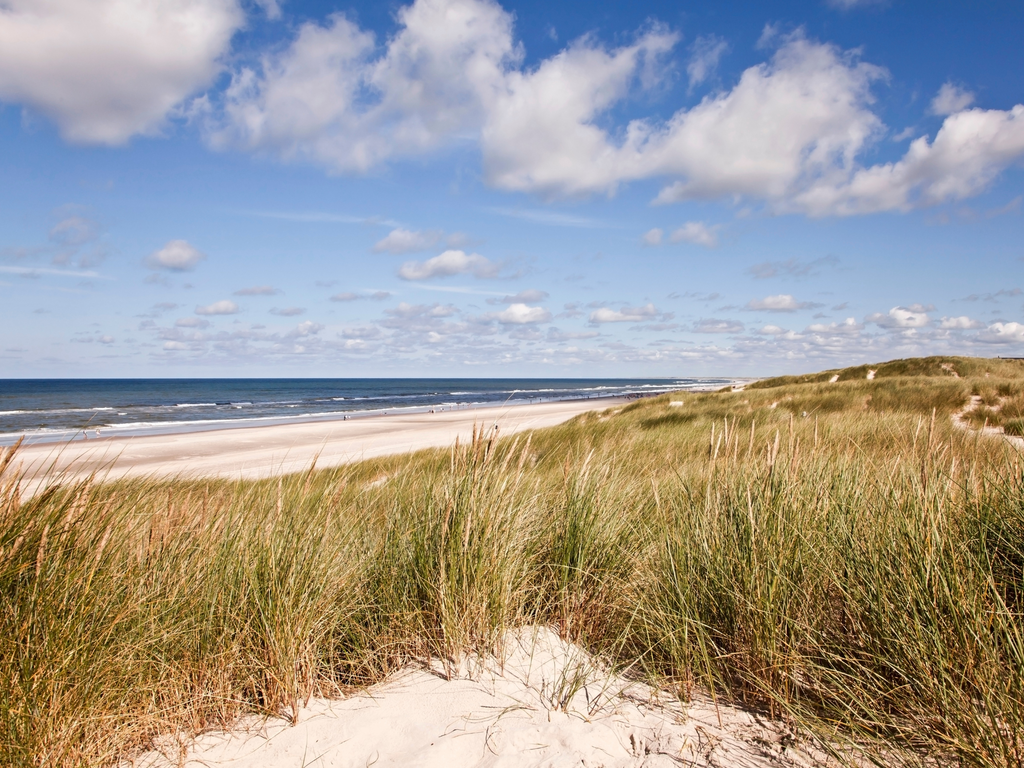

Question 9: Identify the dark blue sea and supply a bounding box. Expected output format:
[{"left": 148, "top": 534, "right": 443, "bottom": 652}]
[{"left": 0, "top": 378, "right": 732, "bottom": 445}]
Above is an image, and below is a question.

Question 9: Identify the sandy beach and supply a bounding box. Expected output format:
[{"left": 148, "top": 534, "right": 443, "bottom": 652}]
[{"left": 11, "top": 397, "right": 627, "bottom": 487}]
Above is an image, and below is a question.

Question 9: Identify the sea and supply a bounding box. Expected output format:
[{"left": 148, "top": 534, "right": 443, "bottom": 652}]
[{"left": 0, "top": 377, "right": 734, "bottom": 446}]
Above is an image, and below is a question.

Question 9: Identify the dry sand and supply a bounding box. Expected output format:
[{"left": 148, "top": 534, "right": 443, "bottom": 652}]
[
  {"left": 129, "top": 627, "right": 834, "bottom": 768},
  {"left": 12, "top": 398, "right": 627, "bottom": 488}
]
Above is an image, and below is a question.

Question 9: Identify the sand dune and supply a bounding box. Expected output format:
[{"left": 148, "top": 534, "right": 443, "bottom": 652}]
[{"left": 130, "top": 627, "right": 831, "bottom": 768}]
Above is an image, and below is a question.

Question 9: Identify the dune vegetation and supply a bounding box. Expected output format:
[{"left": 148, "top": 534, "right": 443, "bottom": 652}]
[{"left": 1, "top": 355, "right": 1023, "bottom": 767}]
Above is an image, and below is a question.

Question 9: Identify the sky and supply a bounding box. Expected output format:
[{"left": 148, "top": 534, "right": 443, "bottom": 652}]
[{"left": 1, "top": 0, "right": 1022, "bottom": 378}]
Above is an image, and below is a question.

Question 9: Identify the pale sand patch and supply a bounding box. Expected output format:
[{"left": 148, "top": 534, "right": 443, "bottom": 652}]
[
  {"left": 952, "top": 395, "right": 1024, "bottom": 449},
  {"left": 129, "top": 627, "right": 834, "bottom": 768},
  {"left": 12, "top": 399, "right": 627, "bottom": 489},
  {"left": 866, "top": 370, "right": 876, "bottom": 380}
]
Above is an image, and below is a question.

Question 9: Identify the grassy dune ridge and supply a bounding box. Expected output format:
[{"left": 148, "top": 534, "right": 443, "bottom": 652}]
[{"left": 1, "top": 356, "right": 1023, "bottom": 766}]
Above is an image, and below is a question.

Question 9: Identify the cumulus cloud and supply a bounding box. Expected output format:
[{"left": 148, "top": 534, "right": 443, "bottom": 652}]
[
  {"left": 211, "top": 0, "right": 518, "bottom": 171},
  {"left": 930, "top": 82, "right": 975, "bottom": 116},
  {"left": 746, "top": 294, "right": 821, "bottom": 312},
  {"left": 270, "top": 306, "right": 305, "bottom": 316},
  {"left": 488, "top": 303, "right": 552, "bottom": 324},
  {"left": 146, "top": 240, "right": 206, "bottom": 271},
  {"left": 235, "top": 285, "right": 280, "bottom": 295},
  {"left": 398, "top": 249, "right": 500, "bottom": 280},
  {"left": 693, "top": 318, "right": 744, "bottom": 334},
  {"left": 796, "top": 105, "right": 1024, "bottom": 215},
  {"left": 806, "top": 317, "right": 862, "bottom": 334},
  {"left": 669, "top": 221, "right": 718, "bottom": 247},
  {"left": 195, "top": 299, "right": 240, "bottom": 315},
  {"left": 866, "top": 305, "right": 932, "bottom": 329},
  {"left": 288, "top": 320, "right": 323, "bottom": 337},
  {"left": 686, "top": 35, "right": 728, "bottom": 89},
  {"left": 481, "top": 26, "right": 678, "bottom": 197},
  {"left": 196, "top": 2, "right": 1024, "bottom": 217},
  {"left": 940, "top": 315, "right": 983, "bottom": 330},
  {"left": 372, "top": 228, "right": 443, "bottom": 254},
  {"left": 589, "top": 303, "right": 660, "bottom": 323},
  {"left": 0, "top": 0, "right": 243, "bottom": 144},
  {"left": 977, "top": 321, "right": 1024, "bottom": 344}
]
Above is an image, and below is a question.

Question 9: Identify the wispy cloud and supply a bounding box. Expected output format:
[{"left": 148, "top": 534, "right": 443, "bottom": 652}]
[
  {"left": 486, "top": 207, "right": 611, "bottom": 228},
  {"left": 747, "top": 256, "right": 840, "bottom": 279},
  {"left": 239, "top": 210, "right": 401, "bottom": 227},
  {"left": 0, "top": 265, "right": 110, "bottom": 279}
]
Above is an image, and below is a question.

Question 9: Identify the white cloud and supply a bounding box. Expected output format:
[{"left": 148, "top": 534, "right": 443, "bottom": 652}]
[
  {"left": 746, "top": 294, "right": 819, "bottom": 312},
  {"left": 758, "top": 324, "right": 788, "bottom": 335},
  {"left": 270, "top": 306, "right": 305, "bottom": 316},
  {"left": 398, "top": 249, "right": 499, "bottom": 280},
  {"left": 372, "top": 228, "right": 443, "bottom": 254},
  {"left": 939, "top": 315, "right": 983, "bottom": 330},
  {"left": 930, "top": 82, "right": 975, "bottom": 116},
  {"left": 195, "top": 299, "right": 240, "bottom": 315},
  {"left": 806, "top": 317, "right": 862, "bottom": 334},
  {"left": 0, "top": 0, "right": 243, "bottom": 144},
  {"left": 866, "top": 305, "right": 931, "bottom": 329},
  {"left": 693, "top": 318, "right": 743, "bottom": 334},
  {"left": 589, "top": 303, "right": 659, "bottom": 323},
  {"left": 146, "top": 240, "right": 207, "bottom": 271},
  {"left": 481, "top": 26, "right": 678, "bottom": 197},
  {"left": 489, "top": 303, "right": 552, "bottom": 324},
  {"left": 686, "top": 35, "right": 728, "bottom": 89},
  {"left": 211, "top": 0, "right": 518, "bottom": 171},
  {"left": 977, "top": 322, "right": 1024, "bottom": 344},
  {"left": 669, "top": 221, "right": 718, "bottom": 247},
  {"left": 796, "top": 105, "right": 1024, "bottom": 215},
  {"left": 202, "top": 5, "right": 1024, "bottom": 217},
  {"left": 385, "top": 302, "right": 458, "bottom": 319},
  {"left": 163, "top": 341, "right": 189, "bottom": 351},
  {"left": 642, "top": 228, "right": 663, "bottom": 246},
  {"left": 289, "top": 320, "right": 323, "bottom": 337}
]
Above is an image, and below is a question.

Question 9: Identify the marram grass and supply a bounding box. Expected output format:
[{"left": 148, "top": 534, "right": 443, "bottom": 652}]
[{"left": 1, "top": 356, "right": 1023, "bottom": 767}]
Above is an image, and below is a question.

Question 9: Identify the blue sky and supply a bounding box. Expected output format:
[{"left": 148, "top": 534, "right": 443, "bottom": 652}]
[{"left": 1, "top": 0, "right": 1022, "bottom": 377}]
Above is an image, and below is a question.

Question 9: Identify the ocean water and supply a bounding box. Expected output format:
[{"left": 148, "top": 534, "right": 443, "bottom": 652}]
[{"left": 0, "top": 378, "right": 733, "bottom": 445}]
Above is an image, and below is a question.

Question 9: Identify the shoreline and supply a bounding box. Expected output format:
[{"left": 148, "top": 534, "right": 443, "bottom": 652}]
[
  {"left": 0, "top": 392, "right": 638, "bottom": 447},
  {"left": 10, "top": 396, "right": 630, "bottom": 488}
]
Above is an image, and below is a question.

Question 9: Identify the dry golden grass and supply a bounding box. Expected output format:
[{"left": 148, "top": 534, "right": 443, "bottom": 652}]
[{"left": 1, "top": 355, "right": 1022, "bottom": 767}]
